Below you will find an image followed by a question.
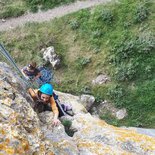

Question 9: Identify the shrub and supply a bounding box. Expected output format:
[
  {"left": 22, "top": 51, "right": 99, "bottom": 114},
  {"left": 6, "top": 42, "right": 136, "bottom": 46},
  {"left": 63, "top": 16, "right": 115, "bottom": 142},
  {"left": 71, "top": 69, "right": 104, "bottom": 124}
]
[
  {"left": 111, "top": 37, "right": 138, "bottom": 62},
  {"left": 76, "top": 57, "right": 91, "bottom": 69},
  {"left": 107, "top": 85, "right": 125, "bottom": 107},
  {"left": 100, "top": 112, "right": 119, "bottom": 126},
  {"left": 115, "top": 63, "right": 137, "bottom": 81},
  {"left": 26, "top": 0, "right": 75, "bottom": 11},
  {"left": 29, "top": 5, "right": 38, "bottom": 13},
  {"left": 80, "top": 85, "right": 91, "bottom": 94},
  {"left": 107, "top": 85, "right": 124, "bottom": 99},
  {"left": 62, "top": 120, "right": 75, "bottom": 137},
  {"left": 62, "top": 119, "right": 72, "bottom": 128},
  {"left": 111, "top": 32, "right": 155, "bottom": 64},
  {"left": 93, "top": 46, "right": 101, "bottom": 54},
  {"left": 144, "top": 65, "right": 152, "bottom": 75},
  {"left": 95, "top": 94, "right": 103, "bottom": 104},
  {"left": 134, "top": 3, "right": 149, "bottom": 23},
  {"left": 91, "top": 29, "right": 103, "bottom": 38},
  {"left": 100, "top": 9, "right": 114, "bottom": 24},
  {"left": 0, "top": 6, "right": 25, "bottom": 18},
  {"left": 69, "top": 20, "right": 79, "bottom": 30},
  {"left": 137, "top": 31, "right": 155, "bottom": 53}
]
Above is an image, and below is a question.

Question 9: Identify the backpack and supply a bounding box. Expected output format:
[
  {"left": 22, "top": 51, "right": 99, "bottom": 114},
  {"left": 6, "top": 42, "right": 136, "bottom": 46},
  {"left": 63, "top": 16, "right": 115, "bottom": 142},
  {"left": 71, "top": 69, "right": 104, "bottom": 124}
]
[{"left": 36, "top": 66, "right": 54, "bottom": 86}]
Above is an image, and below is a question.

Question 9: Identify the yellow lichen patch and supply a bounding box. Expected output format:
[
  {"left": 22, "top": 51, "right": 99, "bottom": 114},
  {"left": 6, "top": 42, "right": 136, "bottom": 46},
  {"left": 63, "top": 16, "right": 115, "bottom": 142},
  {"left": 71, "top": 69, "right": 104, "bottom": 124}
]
[
  {"left": 78, "top": 140, "right": 134, "bottom": 155},
  {"left": 53, "top": 139, "right": 73, "bottom": 148},
  {"left": 0, "top": 138, "right": 11, "bottom": 147},
  {"left": 81, "top": 126, "right": 92, "bottom": 134},
  {"left": 141, "top": 142, "right": 155, "bottom": 152},
  {"left": 78, "top": 141, "right": 102, "bottom": 149},
  {"left": 1, "top": 98, "right": 12, "bottom": 106},
  {"left": 21, "top": 140, "right": 29, "bottom": 151},
  {"left": 0, "top": 128, "right": 6, "bottom": 135},
  {"left": 11, "top": 129, "right": 20, "bottom": 138},
  {"left": 79, "top": 141, "right": 110, "bottom": 154},
  {"left": 0, "top": 142, "right": 15, "bottom": 154},
  {"left": 121, "top": 152, "right": 133, "bottom": 155},
  {"left": 39, "top": 143, "right": 46, "bottom": 153},
  {"left": 15, "top": 147, "right": 25, "bottom": 154},
  {"left": 47, "top": 152, "right": 55, "bottom": 155},
  {"left": 116, "top": 129, "right": 155, "bottom": 142},
  {"left": 5, "top": 148, "right": 15, "bottom": 154},
  {"left": 5, "top": 138, "right": 10, "bottom": 144},
  {"left": 9, "top": 112, "right": 19, "bottom": 124},
  {"left": 77, "top": 117, "right": 91, "bottom": 126},
  {"left": 0, "top": 143, "right": 6, "bottom": 150},
  {"left": 96, "top": 119, "right": 109, "bottom": 127},
  {"left": 77, "top": 140, "right": 107, "bottom": 154},
  {"left": 114, "top": 129, "right": 155, "bottom": 151}
]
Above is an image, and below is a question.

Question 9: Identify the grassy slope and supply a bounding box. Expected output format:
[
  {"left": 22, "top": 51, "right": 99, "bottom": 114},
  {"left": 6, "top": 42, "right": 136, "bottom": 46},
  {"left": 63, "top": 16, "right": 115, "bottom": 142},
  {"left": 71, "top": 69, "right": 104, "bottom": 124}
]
[
  {"left": 0, "top": 0, "right": 155, "bottom": 127},
  {"left": 0, "top": 0, "right": 75, "bottom": 18},
  {"left": 0, "top": 0, "right": 26, "bottom": 18}
]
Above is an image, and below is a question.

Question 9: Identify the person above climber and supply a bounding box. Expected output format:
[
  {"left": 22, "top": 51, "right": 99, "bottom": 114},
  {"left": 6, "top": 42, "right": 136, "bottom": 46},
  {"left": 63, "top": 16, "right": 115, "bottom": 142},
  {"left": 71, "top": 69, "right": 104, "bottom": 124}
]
[
  {"left": 28, "top": 83, "right": 60, "bottom": 126},
  {"left": 21, "top": 61, "right": 41, "bottom": 82},
  {"left": 22, "top": 62, "right": 54, "bottom": 86}
]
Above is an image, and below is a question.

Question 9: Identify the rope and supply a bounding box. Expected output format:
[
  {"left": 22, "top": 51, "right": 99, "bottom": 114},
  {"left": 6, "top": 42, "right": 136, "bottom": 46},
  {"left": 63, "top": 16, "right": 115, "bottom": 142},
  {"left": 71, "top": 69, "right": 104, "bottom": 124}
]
[
  {"left": 0, "top": 44, "right": 30, "bottom": 84},
  {"left": 0, "top": 43, "right": 38, "bottom": 93},
  {"left": 56, "top": 99, "right": 67, "bottom": 116},
  {"left": 0, "top": 44, "right": 23, "bottom": 75},
  {"left": 0, "top": 76, "right": 6, "bottom": 81}
]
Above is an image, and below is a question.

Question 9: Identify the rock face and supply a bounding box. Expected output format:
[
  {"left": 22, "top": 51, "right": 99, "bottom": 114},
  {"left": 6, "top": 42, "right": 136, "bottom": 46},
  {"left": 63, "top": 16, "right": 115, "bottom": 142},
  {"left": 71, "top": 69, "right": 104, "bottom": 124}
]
[
  {"left": 42, "top": 46, "right": 60, "bottom": 69},
  {"left": 0, "top": 73, "right": 53, "bottom": 154},
  {"left": 39, "top": 112, "right": 79, "bottom": 155},
  {"left": 72, "top": 113, "right": 155, "bottom": 155},
  {"left": 92, "top": 74, "right": 110, "bottom": 85},
  {"left": 0, "top": 62, "right": 155, "bottom": 155},
  {"left": 54, "top": 90, "right": 87, "bottom": 114},
  {"left": 94, "top": 100, "right": 127, "bottom": 120},
  {"left": 116, "top": 108, "right": 127, "bottom": 120},
  {"left": 0, "top": 62, "right": 78, "bottom": 155},
  {"left": 79, "top": 94, "right": 95, "bottom": 111}
]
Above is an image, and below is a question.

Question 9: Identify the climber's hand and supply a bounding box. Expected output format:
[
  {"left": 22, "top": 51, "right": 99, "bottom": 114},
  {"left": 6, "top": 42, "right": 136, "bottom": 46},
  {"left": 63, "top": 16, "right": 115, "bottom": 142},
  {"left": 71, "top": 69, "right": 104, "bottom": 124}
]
[{"left": 52, "top": 118, "right": 60, "bottom": 127}]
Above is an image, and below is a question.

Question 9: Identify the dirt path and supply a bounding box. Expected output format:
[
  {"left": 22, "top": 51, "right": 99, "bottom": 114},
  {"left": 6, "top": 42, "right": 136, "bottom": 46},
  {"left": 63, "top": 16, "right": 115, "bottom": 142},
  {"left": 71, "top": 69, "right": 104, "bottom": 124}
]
[{"left": 0, "top": 0, "right": 110, "bottom": 31}]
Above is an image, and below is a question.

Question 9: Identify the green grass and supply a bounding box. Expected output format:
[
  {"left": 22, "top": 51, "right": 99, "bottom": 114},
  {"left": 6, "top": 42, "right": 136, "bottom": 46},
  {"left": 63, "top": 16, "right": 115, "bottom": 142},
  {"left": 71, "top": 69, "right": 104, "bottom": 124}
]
[
  {"left": 0, "top": 0, "right": 76, "bottom": 18},
  {"left": 0, "top": 0, "right": 155, "bottom": 128},
  {"left": 0, "top": 0, "right": 27, "bottom": 18},
  {"left": 25, "top": 0, "right": 76, "bottom": 12}
]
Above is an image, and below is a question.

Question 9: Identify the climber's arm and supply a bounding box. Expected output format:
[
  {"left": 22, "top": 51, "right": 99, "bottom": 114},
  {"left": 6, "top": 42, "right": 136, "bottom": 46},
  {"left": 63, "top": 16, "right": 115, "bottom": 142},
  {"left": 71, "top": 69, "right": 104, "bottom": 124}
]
[
  {"left": 28, "top": 88, "right": 38, "bottom": 101},
  {"left": 50, "top": 97, "right": 60, "bottom": 126},
  {"left": 33, "top": 72, "right": 41, "bottom": 80}
]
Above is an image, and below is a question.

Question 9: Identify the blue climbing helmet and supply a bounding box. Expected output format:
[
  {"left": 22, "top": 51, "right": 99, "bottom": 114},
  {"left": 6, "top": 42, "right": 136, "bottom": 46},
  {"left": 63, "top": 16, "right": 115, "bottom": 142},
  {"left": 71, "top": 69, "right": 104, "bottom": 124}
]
[{"left": 39, "top": 83, "right": 53, "bottom": 95}]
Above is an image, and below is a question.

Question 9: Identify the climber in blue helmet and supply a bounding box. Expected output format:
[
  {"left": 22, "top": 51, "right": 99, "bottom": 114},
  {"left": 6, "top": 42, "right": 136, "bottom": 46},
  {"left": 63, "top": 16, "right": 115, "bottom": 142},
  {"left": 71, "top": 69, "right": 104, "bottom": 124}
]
[{"left": 28, "top": 83, "right": 60, "bottom": 126}]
